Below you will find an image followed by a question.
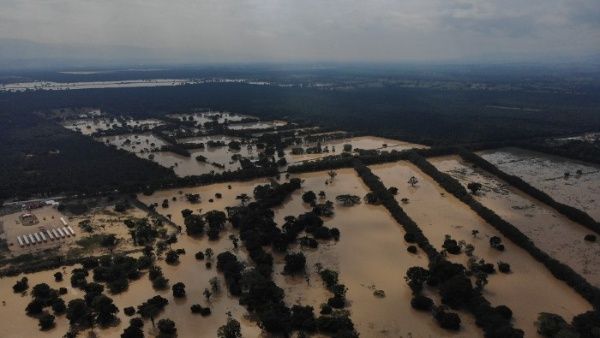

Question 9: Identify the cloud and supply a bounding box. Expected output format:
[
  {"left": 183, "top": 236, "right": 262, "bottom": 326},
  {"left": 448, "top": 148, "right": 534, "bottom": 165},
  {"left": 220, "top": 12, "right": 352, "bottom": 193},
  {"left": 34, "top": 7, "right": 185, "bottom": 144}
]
[{"left": 0, "top": 0, "right": 597, "bottom": 63}]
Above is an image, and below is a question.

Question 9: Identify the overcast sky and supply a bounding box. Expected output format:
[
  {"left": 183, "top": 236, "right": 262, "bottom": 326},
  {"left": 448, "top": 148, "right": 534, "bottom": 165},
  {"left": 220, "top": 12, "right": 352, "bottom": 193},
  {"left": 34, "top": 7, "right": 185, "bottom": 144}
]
[{"left": 0, "top": 0, "right": 599, "bottom": 63}]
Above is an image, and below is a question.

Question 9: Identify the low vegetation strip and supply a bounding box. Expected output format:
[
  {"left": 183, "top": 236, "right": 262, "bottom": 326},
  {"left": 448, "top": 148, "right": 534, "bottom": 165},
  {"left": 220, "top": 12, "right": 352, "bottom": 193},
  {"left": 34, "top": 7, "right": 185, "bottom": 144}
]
[
  {"left": 457, "top": 148, "right": 600, "bottom": 234},
  {"left": 406, "top": 151, "right": 600, "bottom": 307},
  {"left": 354, "top": 161, "right": 525, "bottom": 337}
]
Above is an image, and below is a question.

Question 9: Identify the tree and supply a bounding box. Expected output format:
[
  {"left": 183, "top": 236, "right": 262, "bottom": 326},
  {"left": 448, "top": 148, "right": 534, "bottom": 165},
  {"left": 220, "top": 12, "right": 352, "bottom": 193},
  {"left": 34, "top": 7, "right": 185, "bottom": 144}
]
[
  {"left": 206, "top": 210, "right": 227, "bottom": 240},
  {"left": 165, "top": 250, "right": 180, "bottom": 265},
  {"left": 157, "top": 318, "right": 177, "bottom": 337},
  {"left": 236, "top": 193, "right": 250, "bottom": 206},
  {"left": 408, "top": 176, "right": 419, "bottom": 187},
  {"left": 121, "top": 324, "right": 144, "bottom": 338},
  {"left": 38, "top": 313, "right": 55, "bottom": 331},
  {"left": 101, "top": 234, "right": 118, "bottom": 251},
  {"left": 218, "top": 316, "right": 242, "bottom": 338},
  {"left": 467, "top": 182, "right": 482, "bottom": 195},
  {"left": 92, "top": 294, "right": 119, "bottom": 326},
  {"left": 184, "top": 214, "right": 205, "bottom": 236},
  {"left": 572, "top": 310, "right": 600, "bottom": 338},
  {"left": 302, "top": 191, "right": 317, "bottom": 205},
  {"left": 138, "top": 296, "right": 168, "bottom": 328},
  {"left": 54, "top": 272, "right": 63, "bottom": 282},
  {"left": 52, "top": 298, "right": 67, "bottom": 314},
  {"left": 172, "top": 282, "right": 186, "bottom": 298},
  {"left": 411, "top": 295, "right": 434, "bottom": 311},
  {"left": 335, "top": 194, "right": 361, "bottom": 206},
  {"left": 536, "top": 312, "right": 572, "bottom": 337},
  {"left": 185, "top": 193, "right": 201, "bottom": 203},
  {"left": 13, "top": 277, "right": 29, "bottom": 293},
  {"left": 66, "top": 298, "right": 93, "bottom": 327},
  {"left": 283, "top": 252, "right": 306, "bottom": 275},
  {"left": 203, "top": 288, "right": 212, "bottom": 301},
  {"left": 327, "top": 170, "right": 337, "bottom": 182}
]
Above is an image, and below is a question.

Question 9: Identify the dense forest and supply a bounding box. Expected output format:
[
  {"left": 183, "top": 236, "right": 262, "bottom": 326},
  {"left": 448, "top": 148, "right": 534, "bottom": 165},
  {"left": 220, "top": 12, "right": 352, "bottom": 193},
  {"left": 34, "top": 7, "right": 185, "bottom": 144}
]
[{"left": 0, "top": 109, "right": 176, "bottom": 201}]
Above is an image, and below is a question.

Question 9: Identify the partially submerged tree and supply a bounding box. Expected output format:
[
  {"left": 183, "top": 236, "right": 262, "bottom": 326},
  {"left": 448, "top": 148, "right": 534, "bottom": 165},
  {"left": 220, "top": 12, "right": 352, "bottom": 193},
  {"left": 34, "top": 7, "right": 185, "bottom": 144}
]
[{"left": 335, "top": 194, "right": 361, "bottom": 206}]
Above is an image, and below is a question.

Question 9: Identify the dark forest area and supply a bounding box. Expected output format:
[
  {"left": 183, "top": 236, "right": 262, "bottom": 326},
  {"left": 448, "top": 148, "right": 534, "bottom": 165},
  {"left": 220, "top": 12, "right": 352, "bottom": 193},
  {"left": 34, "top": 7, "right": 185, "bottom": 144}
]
[{"left": 1, "top": 70, "right": 599, "bottom": 201}]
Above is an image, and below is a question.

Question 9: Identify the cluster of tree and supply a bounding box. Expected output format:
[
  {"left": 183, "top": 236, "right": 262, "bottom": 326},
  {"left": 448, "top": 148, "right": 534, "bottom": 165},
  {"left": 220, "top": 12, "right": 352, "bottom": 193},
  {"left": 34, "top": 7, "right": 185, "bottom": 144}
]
[
  {"left": 89, "top": 254, "right": 147, "bottom": 294},
  {"left": 23, "top": 283, "right": 67, "bottom": 330},
  {"left": 148, "top": 265, "right": 170, "bottom": 290},
  {"left": 458, "top": 149, "right": 600, "bottom": 235},
  {"left": 405, "top": 151, "right": 600, "bottom": 308},
  {"left": 536, "top": 310, "right": 600, "bottom": 338},
  {"left": 405, "top": 260, "right": 523, "bottom": 336},
  {"left": 137, "top": 295, "right": 169, "bottom": 328}
]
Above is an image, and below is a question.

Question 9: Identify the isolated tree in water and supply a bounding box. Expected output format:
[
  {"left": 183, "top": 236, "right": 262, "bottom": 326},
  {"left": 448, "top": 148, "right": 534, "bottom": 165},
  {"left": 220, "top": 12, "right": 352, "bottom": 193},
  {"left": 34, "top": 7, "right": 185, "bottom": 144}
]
[
  {"left": 408, "top": 176, "right": 418, "bottom": 187},
  {"left": 336, "top": 194, "right": 361, "bottom": 206}
]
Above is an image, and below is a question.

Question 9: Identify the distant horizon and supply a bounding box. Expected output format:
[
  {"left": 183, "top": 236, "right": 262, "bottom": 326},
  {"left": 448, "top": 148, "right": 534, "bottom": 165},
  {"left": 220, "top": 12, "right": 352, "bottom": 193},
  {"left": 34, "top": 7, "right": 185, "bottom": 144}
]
[{"left": 1, "top": 0, "right": 599, "bottom": 69}]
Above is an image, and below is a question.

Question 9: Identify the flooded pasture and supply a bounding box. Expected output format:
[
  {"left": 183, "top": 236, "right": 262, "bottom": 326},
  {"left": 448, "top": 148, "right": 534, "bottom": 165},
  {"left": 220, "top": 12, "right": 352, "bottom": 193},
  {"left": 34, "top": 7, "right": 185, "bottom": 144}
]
[
  {"left": 167, "top": 112, "right": 251, "bottom": 126},
  {"left": 227, "top": 120, "right": 288, "bottom": 130},
  {"left": 430, "top": 155, "right": 600, "bottom": 288},
  {"left": 477, "top": 147, "right": 600, "bottom": 221},
  {"left": 65, "top": 118, "right": 163, "bottom": 135},
  {"left": 285, "top": 136, "right": 427, "bottom": 165},
  {"left": 370, "top": 162, "right": 592, "bottom": 337},
  {"left": 270, "top": 169, "right": 480, "bottom": 337}
]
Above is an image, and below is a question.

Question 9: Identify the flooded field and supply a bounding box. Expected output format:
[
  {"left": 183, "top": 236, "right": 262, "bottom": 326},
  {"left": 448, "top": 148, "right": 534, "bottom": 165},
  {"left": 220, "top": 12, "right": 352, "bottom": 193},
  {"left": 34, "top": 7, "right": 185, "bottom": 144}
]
[
  {"left": 65, "top": 118, "right": 163, "bottom": 135},
  {"left": 431, "top": 156, "right": 600, "bottom": 288},
  {"left": 271, "top": 169, "right": 480, "bottom": 337},
  {"left": 99, "top": 134, "right": 261, "bottom": 177},
  {"left": 227, "top": 120, "right": 288, "bottom": 130},
  {"left": 285, "top": 136, "right": 427, "bottom": 165},
  {"left": 167, "top": 112, "right": 250, "bottom": 126},
  {"left": 371, "top": 162, "right": 592, "bottom": 337},
  {"left": 98, "top": 133, "right": 168, "bottom": 157},
  {"left": 477, "top": 147, "right": 600, "bottom": 221},
  {"left": 140, "top": 171, "right": 482, "bottom": 337}
]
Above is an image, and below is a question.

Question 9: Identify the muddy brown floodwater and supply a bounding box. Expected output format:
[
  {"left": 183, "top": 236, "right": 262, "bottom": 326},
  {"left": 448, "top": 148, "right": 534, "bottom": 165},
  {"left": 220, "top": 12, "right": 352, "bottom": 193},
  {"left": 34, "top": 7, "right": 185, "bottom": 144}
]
[
  {"left": 430, "top": 156, "right": 600, "bottom": 287},
  {"left": 370, "top": 161, "right": 592, "bottom": 337},
  {"left": 271, "top": 169, "right": 481, "bottom": 337},
  {"left": 477, "top": 147, "right": 600, "bottom": 221}
]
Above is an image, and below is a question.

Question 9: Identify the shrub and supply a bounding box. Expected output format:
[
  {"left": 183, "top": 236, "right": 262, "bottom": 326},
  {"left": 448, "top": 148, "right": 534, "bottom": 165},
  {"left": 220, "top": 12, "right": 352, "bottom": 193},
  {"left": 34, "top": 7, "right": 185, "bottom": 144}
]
[{"left": 407, "top": 245, "right": 418, "bottom": 254}]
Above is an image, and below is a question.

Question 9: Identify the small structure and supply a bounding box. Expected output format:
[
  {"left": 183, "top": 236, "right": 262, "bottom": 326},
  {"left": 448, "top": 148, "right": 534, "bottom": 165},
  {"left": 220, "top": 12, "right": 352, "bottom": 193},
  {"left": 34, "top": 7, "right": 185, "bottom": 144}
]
[
  {"left": 67, "top": 226, "right": 76, "bottom": 236},
  {"left": 61, "top": 227, "right": 71, "bottom": 237},
  {"left": 51, "top": 228, "right": 60, "bottom": 239},
  {"left": 56, "top": 228, "right": 66, "bottom": 238},
  {"left": 17, "top": 236, "right": 24, "bottom": 247}
]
